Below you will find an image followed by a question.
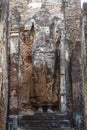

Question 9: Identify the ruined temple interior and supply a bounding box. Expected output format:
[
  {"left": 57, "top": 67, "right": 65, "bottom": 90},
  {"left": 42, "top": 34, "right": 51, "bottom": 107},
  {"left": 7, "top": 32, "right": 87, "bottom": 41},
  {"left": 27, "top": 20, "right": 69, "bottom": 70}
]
[{"left": 0, "top": 0, "right": 87, "bottom": 130}]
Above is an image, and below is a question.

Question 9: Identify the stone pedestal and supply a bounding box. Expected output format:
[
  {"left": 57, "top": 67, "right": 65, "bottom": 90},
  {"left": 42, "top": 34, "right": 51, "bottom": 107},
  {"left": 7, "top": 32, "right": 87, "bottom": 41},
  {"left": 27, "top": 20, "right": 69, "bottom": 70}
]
[{"left": 17, "top": 113, "right": 74, "bottom": 130}]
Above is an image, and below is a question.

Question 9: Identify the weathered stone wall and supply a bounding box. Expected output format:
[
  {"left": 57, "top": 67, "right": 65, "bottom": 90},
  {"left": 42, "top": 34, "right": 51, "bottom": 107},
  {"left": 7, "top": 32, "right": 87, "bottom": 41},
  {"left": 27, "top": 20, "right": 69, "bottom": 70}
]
[
  {"left": 71, "top": 42, "right": 83, "bottom": 112},
  {"left": 65, "top": 0, "right": 83, "bottom": 114},
  {"left": 0, "top": 0, "right": 83, "bottom": 129},
  {"left": 8, "top": 0, "right": 82, "bottom": 115},
  {"left": 65, "top": 0, "right": 81, "bottom": 41},
  {"left": 0, "top": 1, "right": 4, "bottom": 130},
  {"left": 81, "top": 3, "right": 87, "bottom": 129},
  {"left": 0, "top": 0, "right": 3, "bottom": 108}
]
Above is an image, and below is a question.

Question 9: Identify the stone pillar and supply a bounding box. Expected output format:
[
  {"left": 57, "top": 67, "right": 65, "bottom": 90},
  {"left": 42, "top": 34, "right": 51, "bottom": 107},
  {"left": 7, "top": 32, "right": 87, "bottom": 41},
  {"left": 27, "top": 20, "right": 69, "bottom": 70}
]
[
  {"left": 60, "top": 29, "right": 67, "bottom": 114},
  {"left": 0, "top": 1, "right": 4, "bottom": 130},
  {"left": 9, "top": 31, "right": 20, "bottom": 113},
  {"left": 8, "top": 8, "right": 21, "bottom": 115},
  {"left": 2, "top": 0, "right": 9, "bottom": 129},
  {"left": 65, "top": 40, "right": 73, "bottom": 117},
  {"left": 81, "top": 5, "right": 87, "bottom": 129},
  {"left": 0, "top": 0, "right": 3, "bottom": 111}
]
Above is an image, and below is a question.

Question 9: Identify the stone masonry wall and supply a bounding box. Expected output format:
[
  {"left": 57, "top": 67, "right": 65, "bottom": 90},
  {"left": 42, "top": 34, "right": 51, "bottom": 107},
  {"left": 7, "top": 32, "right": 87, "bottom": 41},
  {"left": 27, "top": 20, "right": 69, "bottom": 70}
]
[
  {"left": 82, "top": 3, "right": 87, "bottom": 129},
  {"left": 65, "top": 0, "right": 83, "bottom": 113},
  {"left": 65, "top": 0, "right": 81, "bottom": 41},
  {"left": 0, "top": 0, "right": 83, "bottom": 129},
  {"left": 0, "top": 1, "right": 4, "bottom": 130},
  {"left": 8, "top": 0, "right": 82, "bottom": 114}
]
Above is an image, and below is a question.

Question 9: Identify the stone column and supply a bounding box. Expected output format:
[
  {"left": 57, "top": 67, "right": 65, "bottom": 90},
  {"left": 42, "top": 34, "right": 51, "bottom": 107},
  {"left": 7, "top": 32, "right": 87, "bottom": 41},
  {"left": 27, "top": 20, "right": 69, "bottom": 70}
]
[
  {"left": 65, "top": 40, "right": 73, "bottom": 117},
  {"left": 0, "top": 1, "right": 3, "bottom": 111},
  {"left": 9, "top": 31, "right": 20, "bottom": 112},
  {"left": 60, "top": 29, "right": 67, "bottom": 114},
  {"left": 2, "top": 0, "right": 9, "bottom": 129},
  {"left": 81, "top": 9, "right": 87, "bottom": 130}
]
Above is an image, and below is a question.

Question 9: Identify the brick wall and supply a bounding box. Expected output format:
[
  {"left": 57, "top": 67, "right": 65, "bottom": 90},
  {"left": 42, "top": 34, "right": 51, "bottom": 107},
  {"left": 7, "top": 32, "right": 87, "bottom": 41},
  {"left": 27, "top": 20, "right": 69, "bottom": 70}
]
[
  {"left": 65, "top": 0, "right": 83, "bottom": 113},
  {"left": 65, "top": 0, "right": 81, "bottom": 41}
]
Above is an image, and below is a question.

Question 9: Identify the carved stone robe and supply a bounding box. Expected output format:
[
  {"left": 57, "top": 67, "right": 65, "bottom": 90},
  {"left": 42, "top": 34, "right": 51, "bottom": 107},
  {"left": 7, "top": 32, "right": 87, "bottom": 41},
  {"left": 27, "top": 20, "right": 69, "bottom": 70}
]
[
  {"left": 23, "top": 8, "right": 60, "bottom": 107},
  {"left": 30, "top": 32, "right": 59, "bottom": 107}
]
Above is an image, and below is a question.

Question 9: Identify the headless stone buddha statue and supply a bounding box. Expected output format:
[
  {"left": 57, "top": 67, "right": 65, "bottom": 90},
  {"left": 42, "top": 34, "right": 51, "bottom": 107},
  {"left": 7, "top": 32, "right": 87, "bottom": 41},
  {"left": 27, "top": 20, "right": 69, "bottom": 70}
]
[
  {"left": 30, "top": 27, "right": 59, "bottom": 113},
  {"left": 23, "top": 5, "right": 61, "bottom": 113}
]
